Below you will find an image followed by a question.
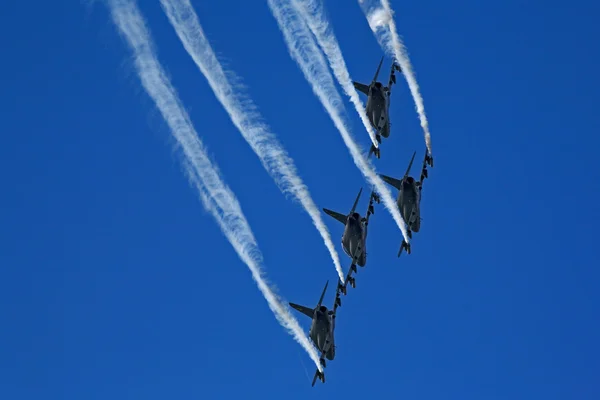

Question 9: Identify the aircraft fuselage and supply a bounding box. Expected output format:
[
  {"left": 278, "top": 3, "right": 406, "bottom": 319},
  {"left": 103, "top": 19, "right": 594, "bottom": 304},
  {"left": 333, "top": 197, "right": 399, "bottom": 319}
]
[
  {"left": 310, "top": 306, "right": 335, "bottom": 360},
  {"left": 366, "top": 84, "right": 390, "bottom": 138},
  {"left": 398, "top": 178, "right": 421, "bottom": 232},
  {"left": 342, "top": 213, "right": 367, "bottom": 266}
]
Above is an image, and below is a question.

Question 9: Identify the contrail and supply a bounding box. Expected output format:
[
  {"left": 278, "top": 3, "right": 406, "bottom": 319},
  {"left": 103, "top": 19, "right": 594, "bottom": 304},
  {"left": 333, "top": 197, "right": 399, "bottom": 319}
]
[
  {"left": 292, "top": 0, "right": 379, "bottom": 149},
  {"left": 267, "top": 0, "right": 411, "bottom": 243},
  {"left": 359, "top": 0, "right": 432, "bottom": 155},
  {"left": 107, "top": 0, "right": 322, "bottom": 373},
  {"left": 158, "top": 0, "right": 344, "bottom": 284}
]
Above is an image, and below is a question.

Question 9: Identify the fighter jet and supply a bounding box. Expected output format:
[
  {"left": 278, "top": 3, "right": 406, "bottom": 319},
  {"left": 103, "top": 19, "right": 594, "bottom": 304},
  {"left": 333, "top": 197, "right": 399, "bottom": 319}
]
[
  {"left": 378, "top": 149, "right": 433, "bottom": 256},
  {"left": 323, "top": 188, "right": 380, "bottom": 305},
  {"left": 352, "top": 56, "right": 401, "bottom": 159},
  {"left": 289, "top": 281, "right": 336, "bottom": 386},
  {"left": 332, "top": 189, "right": 380, "bottom": 308},
  {"left": 323, "top": 188, "right": 376, "bottom": 268}
]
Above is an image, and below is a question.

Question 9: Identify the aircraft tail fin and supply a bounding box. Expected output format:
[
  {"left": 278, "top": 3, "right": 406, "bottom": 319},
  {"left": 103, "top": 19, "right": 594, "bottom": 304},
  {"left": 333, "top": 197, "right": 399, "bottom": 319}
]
[
  {"left": 352, "top": 81, "right": 369, "bottom": 95},
  {"left": 378, "top": 174, "right": 403, "bottom": 191},
  {"left": 398, "top": 239, "right": 411, "bottom": 257},
  {"left": 317, "top": 280, "right": 329, "bottom": 307},
  {"left": 368, "top": 143, "right": 380, "bottom": 159},
  {"left": 350, "top": 188, "right": 363, "bottom": 213},
  {"left": 404, "top": 151, "right": 417, "bottom": 178},
  {"left": 372, "top": 56, "right": 384, "bottom": 83},
  {"left": 312, "top": 369, "right": 325, "bottom": 386},
  {"left": 323, "top": 208, "right": 347, "bottom": 225},
  {"left": 289, "top": 303, "right": 314, "bottom": 319}
]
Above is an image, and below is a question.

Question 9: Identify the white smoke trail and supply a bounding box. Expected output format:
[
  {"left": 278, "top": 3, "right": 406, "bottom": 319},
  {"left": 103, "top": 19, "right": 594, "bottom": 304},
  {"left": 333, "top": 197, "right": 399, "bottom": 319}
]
[
  {"left": 292, "top": 0, "right": 379, "bottom": 149},
  {"left": 267, "top": 0, "right": 411, "bottom": 243},
  {"left": 158, "top": 0, "right": 344, "bottom": 284},
  {"left": 359, "top": 0, "right": 432, "bottom": 155},
  {"left": 107, "top": 0, "right": 322, "bottom": 372}
]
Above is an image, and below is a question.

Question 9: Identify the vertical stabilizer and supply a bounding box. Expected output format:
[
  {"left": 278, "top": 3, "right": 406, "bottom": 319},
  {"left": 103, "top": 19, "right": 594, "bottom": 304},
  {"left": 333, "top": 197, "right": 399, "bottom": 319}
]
[
  {"left": 350, "top": 188, "right": 363, "bottom": 213},
  {"left": 317, "top": 280, "right": 329, "bottom": 307},
  {"left": 372, "top": 56, "right": 384, "bottom": 84},
  {"left": 404, "top": 151, "right": 417, "bottom": 179}
]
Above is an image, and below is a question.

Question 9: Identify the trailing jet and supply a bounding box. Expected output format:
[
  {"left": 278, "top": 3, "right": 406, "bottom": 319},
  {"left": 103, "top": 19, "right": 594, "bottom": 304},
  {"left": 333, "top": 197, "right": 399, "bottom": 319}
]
[
  {"left": 289, "top": 281, "right": 336, "bottom": 386},
  {"left": 352, "top": 56, "right": 401, "bottom": 159},
  {"left": 379, "top": 149, "right": 433, "bottom": 256},
  {"left": 323, "top": 188, "right": 378, "bottom": 269}
]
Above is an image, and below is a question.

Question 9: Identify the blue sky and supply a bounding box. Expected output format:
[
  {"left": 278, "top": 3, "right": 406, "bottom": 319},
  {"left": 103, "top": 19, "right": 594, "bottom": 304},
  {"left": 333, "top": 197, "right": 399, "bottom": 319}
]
[{"left": 1, "top": 0, "right": 599, "bottom": 399}]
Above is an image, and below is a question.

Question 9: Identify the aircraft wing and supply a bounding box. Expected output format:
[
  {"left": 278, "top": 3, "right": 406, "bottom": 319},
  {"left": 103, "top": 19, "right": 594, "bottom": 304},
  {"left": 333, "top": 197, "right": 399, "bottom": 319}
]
[
  {"left": 364, "top": 190, "right": 379, "bottom": 224},
  {"left": 334, "top": 246, "right": 362, "bottom": 310},
  {"left": 417, "top": 148, "right": 434, "bottom": 189},
  {"left": 334, "top": 259, "right": 357, "bottom": 311},
  {"left": 386, "top": 60, "right": 402, "bottom": 93}
]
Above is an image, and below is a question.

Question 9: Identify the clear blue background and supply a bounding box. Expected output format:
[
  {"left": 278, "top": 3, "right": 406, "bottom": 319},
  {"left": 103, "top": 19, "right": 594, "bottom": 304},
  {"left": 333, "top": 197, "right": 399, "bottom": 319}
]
[{"left": 1, "top": 0, "right": 599, "bottom": 399}]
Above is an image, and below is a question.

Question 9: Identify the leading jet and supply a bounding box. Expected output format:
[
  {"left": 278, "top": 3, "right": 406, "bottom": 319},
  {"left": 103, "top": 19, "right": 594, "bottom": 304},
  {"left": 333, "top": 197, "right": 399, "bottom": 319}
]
[
  {"left": 289, "top": 281, "right": 336, "bottom": 386},
  {"left": 379, "top": 149, "right": 433, "bottom": 256},
  {"left": 352, "top": 56, "right": 402, "bottom": 159}
]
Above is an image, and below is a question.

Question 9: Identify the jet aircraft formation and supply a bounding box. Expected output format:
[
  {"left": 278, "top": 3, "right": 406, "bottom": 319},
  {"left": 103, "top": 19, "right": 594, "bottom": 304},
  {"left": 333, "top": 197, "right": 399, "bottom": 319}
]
[
  {"left": 289, "top": 57, "right": 435, "bottom": 386},
  {"left": 103, "top": 0, "right": 435, "bottom": 390}
]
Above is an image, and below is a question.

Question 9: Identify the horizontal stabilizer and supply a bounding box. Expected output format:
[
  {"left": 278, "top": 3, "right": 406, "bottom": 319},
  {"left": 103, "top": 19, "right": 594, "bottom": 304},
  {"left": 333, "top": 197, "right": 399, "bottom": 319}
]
[
  {"left": 289, "top": 303, "right": 314, "bottom": 319},
  {"left": 323, "top": 208, "right": 347, "bottom": 225},
  {"left": 398, "top": 239, "right": 411, "bottom": 257},
  {"left": 312, "top": 369, "right": 325, "bottom": 386},
  {"left": 352, "top": 81, "right": 369, "bottom": 95},
  {"left": 379, "top": 174, "right": 403, "bottom": 191},
  {"left": 368, "top": 144, "right": 380, "bottom": 159}
]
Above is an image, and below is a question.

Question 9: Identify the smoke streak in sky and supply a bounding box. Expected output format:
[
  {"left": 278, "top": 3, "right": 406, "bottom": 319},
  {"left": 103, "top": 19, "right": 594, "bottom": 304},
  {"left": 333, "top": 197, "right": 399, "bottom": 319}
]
[
  {"left": 359, "top": 0, "right": 433, "bottom": 154},
  {"left": 159, "top": 0, "right": 345, "bottom": 283},
  {"left": 107, "top": 0, "right": 323, "bottom": 372},
  {"left": 292, "top": 0, "right": 379, "bottom": 149},
  {"left": 268, "top": 0, "right": 411, "bottom": 243}
]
